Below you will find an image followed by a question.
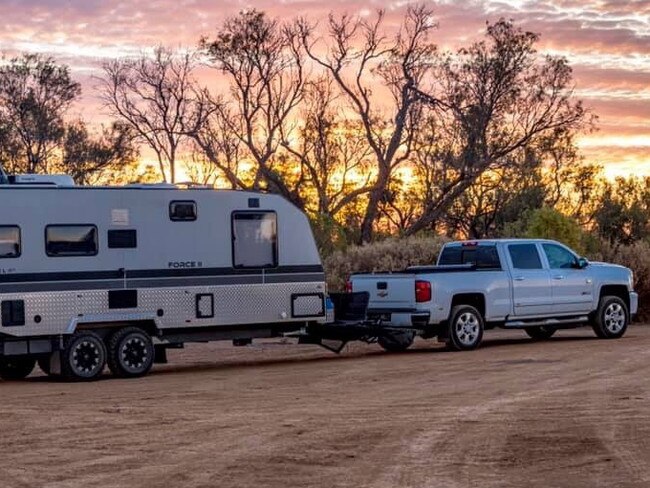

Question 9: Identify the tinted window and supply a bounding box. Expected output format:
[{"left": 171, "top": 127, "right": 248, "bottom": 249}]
[
  {"left": 508, "top": 244, "right": 542, "bottom": 270},
  {"left": 232, "top": 212, "right": 277, "bottom": 268},
  {"left": 108, "top": 229, "right": 137, "bottom": 249},
  {"left": 0, "top": 226, "right": 20, "bottom": 258},
  {"left": 543, "top": 244, "right": 577, "bottom": 269},
  {"left": 46, "top": 225, "right": 98, "bottom": 257},
  {"left": 439, "top": 245, "right": 501, "bottom": 269},
  {"left": 170, "top": 201, "right": 197, "bottom": 221}
]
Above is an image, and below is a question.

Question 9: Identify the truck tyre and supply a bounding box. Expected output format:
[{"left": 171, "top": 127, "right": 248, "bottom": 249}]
[
  {"left": 378, "top": 330, "right": 415, "bottom": 353},
  {"left": 592, "top": 296, "right": 629, "bottom": 339},
  {"left": 107, "top": 327, "right": 154, "bottom": 378},
  {"left": 0, "top": 356, "right": 36, "bottom": 380},
  {"left": 525, "top": 326, "right": 556, "bottom": 340},
  {"left": 61, "top": 331, "right": 107, "bottom": 381},
  {"left": 447, "top": 305, "right": 484, "bottom": 351}
]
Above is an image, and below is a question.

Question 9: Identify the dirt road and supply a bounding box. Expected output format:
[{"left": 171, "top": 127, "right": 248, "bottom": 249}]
[{"left": 2, "top": 325, "right": 650, "bottom": 488}]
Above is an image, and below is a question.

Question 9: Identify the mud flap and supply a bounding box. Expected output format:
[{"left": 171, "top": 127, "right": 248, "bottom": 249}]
[{"left": 49, "top": 351, "right": 62, "bottom": 375}]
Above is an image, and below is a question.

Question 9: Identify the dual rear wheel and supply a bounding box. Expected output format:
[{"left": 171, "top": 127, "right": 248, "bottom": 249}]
[{"left": 33, "top": 327, "right": 155, "bottom": 382}]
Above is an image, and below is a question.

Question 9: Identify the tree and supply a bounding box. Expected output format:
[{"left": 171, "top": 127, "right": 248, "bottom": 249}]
[
  {"left": 59, "top": 120, "right": 139, "bottom": 185},
  {"left": 405, "top": 19, "right": 590, "bottom": 236},
  {"left": 594, "top": 177, "right": 650, "bottom": 245},
  {"left": 197, "top": 10, "right": 308, "bottom": 205},
  {"left": 439, "top": 131, "right": 598, "bottom": 239},
  {"left": 100, "top": 47, "right": 209, "bottom": 183},
  {"left": 281, "top": 77, "right": 373, "bottom": 218},
  {"left": 298, "top": 5, "right": 437, "bottom": 242},
  {"left": 0, "top": 53, "right": 81, "bottom": 173}
]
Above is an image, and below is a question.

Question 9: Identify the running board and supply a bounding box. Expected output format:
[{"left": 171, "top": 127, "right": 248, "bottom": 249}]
[{"left": 505, "top": 316, "right": 589, "bottom": 328}]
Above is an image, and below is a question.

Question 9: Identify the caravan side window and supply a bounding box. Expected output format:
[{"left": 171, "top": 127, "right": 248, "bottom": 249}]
[
  {"left": 0, "top": 226, "right": 21, "bottom": 258},
  {"left": 170, "top": 201, "right": 197, "bottom": 221},
  {"left": 232, "top": 212, "right": 278, "bottom": 268},
  {"left": 46, "top": 225, "right": 98, "bottom": 257}
]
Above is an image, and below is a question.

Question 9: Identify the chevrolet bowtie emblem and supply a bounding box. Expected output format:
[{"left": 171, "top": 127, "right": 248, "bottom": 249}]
[{"left": 377, "top": 291, "right": 388, "bottom": 298}]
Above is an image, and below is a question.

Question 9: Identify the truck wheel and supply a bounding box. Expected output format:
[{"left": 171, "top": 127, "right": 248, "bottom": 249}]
[
  {"left": 61, "top": 331, "right": 107, "bottom": 381},
  {"left": 0, "top": 356, "right": 36, "bottom": 380},
  {"left": 447, "top": 305, "right": 484, "bottom": 351},
  {"left": 107, "top": 327, "right": 154, "bottom": 378},
  {"left": 378, "top": 330, "right": 415, "bottom": 353},
  {"left": 592, "top": 296, "right": 629, "bottom": 339},
  {"left": 525, "top": 326, "right": 556, "bottom": 340}
]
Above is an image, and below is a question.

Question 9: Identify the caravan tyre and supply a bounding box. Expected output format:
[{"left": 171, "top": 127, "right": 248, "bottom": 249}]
[
  {"left": 0, "top": 356, "right": 36, "bottom": 381},
  {"left": 107, "top": 327, "right": 154, "bottom": 378},
  {"left": 61, "top": 332, "right": 107, "bottom": 381}
]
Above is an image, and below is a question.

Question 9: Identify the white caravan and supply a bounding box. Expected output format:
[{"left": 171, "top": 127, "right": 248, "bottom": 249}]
[{"left": 0, "top": 175, "right": 328, "bottom": 380}]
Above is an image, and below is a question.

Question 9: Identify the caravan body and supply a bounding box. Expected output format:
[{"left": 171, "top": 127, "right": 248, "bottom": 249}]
[{"left": 0, "top": 179, "right": 326, "bottom": 379}]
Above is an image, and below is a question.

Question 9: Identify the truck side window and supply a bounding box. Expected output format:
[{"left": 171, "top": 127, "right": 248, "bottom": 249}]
[
  {"left": 0, "top": 226, "right": 20, "bottom": 258},
  {"left": 508, "top": 244, "right": 542, "bottom": 269},
  {"left": 232, "top": 211, "right": 278, "bottom": 268},
  {"left": 542, "top": 244, "right": 577, "bottom": 269},
  {"left": 46, "top": 225, "right": 98, "bottom": 257}
]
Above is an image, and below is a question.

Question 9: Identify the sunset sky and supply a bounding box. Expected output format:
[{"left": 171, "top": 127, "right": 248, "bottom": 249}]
[{"left": 0, "top": 0, "right": 648, "bottom": 177}]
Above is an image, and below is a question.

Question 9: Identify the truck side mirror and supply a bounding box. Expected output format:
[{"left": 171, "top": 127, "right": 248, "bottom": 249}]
[{"left": 577, "top": 257, "right": 589, "bottom": 269}]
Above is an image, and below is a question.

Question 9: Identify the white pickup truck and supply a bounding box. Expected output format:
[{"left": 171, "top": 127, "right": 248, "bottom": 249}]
[{"left": 349, "top": 239, "right": 639, "bottom": 351}]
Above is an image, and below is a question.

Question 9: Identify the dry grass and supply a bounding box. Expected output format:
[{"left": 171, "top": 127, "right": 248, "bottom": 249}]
[{"left": 324, "top": 235, "right": 450, "bottom": 291}]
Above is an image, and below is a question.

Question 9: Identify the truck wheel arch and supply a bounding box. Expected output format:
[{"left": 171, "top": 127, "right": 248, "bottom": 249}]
[
  {"left": 449, "top": 293, "right": 486, "bottom": 321},
  {"left": 597, "top": 285, "right": 630, "bottom": 312}
]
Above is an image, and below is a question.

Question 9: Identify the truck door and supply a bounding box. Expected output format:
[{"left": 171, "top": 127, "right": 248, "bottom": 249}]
[
  {"left": 507, "top": 243, "right": 553, "bottom": 317},
  {"left": 541, "top": 243, "right": 593, "bottom": 314}
]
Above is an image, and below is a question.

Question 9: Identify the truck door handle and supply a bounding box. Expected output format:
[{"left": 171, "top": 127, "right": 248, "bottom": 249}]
[
  {"left": 514, "top": 276, "right": 525, "bottom": 281},
  {"left": 553, "top": 275, "right": 565, "bottom": 280}
]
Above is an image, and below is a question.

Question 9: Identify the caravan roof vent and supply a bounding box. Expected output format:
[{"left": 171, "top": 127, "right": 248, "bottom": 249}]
[{"left": 7, "top": 174, "right": 75, "bottom": 186}]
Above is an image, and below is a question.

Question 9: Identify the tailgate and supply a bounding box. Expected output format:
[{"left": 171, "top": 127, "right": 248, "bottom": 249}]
[{"left": 350, "top": 274, "right": 416, "bottom": 311}]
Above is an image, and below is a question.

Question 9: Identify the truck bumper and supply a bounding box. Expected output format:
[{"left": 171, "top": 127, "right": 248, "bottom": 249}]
[
  {"left": 630, "top": 291, "right": 639, "bottom": 317},
  {"left": 367, "top": 309, "right": 430, "bottom": 328}
]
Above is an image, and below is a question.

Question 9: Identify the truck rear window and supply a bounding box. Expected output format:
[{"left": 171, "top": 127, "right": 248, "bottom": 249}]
[{"left": 438, "top": 245, "right": 501, "bottom": 269}]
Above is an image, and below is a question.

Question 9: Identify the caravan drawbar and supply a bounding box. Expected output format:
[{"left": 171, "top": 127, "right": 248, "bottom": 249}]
[{"left": 0, "top": 175, "right": 343, "bottom": 380}]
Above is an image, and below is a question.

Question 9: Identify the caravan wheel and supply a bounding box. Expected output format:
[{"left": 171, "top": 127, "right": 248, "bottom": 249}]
[
  {"left": 61, "top": 332, "right": 107, "bottom": 381},
  {"left": 107, "top": 327, "right": 154, "bottom": 378},
  {"left": 0, "top": 356, "right": 36, "bottom": 380}
]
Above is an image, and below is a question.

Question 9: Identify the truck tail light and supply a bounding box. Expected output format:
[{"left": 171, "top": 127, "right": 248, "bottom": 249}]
[
  {"left": 415, "top": 280, "right": 431, "bottom": 302},
  {"left": 345, "top": 279, "right": 353, "bottom": 293}
]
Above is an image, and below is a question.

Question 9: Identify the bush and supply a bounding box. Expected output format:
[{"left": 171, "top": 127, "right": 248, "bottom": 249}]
[
  {"left": 324, "top": 235, "right": 450, "bottom": 291},
  {"left": 524, "top": 207, "right": 588, "bottom": 253}
]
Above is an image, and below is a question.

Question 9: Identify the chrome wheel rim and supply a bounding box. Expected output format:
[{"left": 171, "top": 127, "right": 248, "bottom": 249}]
[
  {"left": 455, "top": 312, "right": 480, "bottom": 346},
  {"left": 120, "top": 336, "right": 149, "bottom": 373},
  {"left": 71, "top": 339, "right": 102, "bottom": 377},
  {"left": 604, "top": 302, "right": 626, "bottom": 334}
]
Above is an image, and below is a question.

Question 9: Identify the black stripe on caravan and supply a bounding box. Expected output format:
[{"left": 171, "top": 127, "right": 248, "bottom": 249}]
[
  {"left": 0, "top": 270, "right": 326, "bottom": 293},
  {"left": 0, "top": 265, "right": 325, "bottom": 284}
]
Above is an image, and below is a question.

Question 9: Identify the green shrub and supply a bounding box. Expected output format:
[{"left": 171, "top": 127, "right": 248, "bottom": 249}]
[
  {"left": 524, "top": 207, "right": 587, "bottom": 253},
  {"left": 324, "top": 235, "right": 450, "bottom": 291}
]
